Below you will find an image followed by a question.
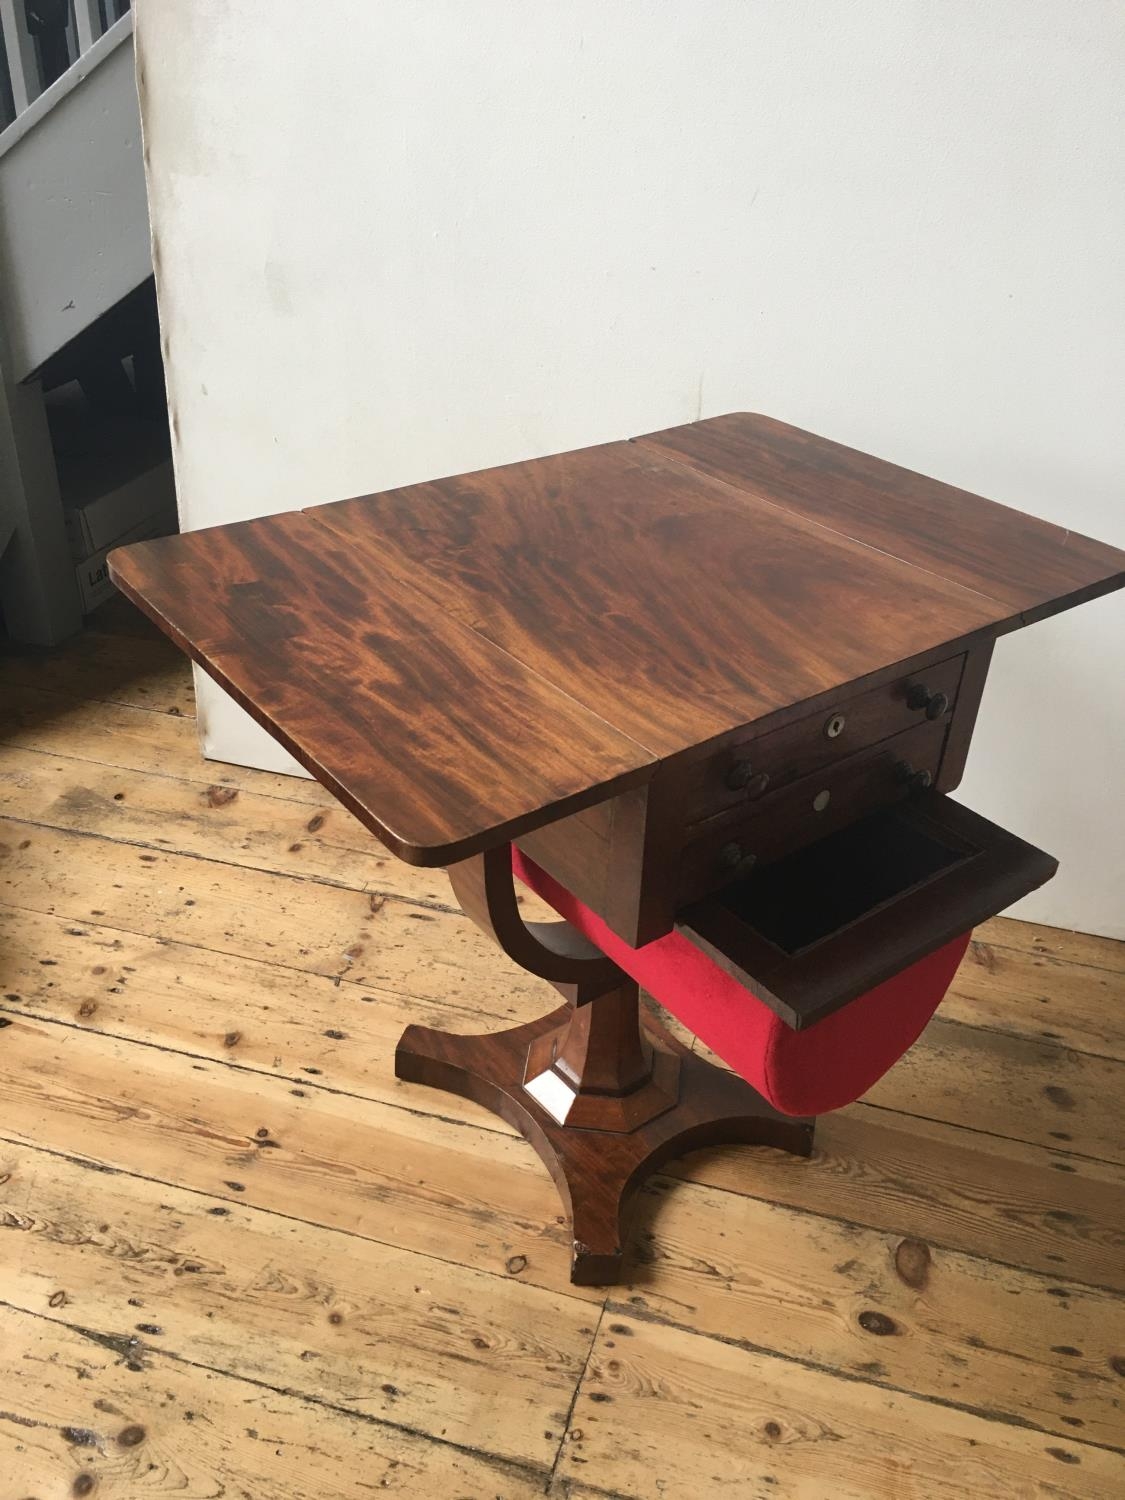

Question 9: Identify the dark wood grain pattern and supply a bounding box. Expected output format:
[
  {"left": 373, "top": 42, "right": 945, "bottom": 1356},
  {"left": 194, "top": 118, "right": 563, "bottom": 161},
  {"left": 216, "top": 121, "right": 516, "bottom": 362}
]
[
  {"left": 110, "top": 415, "right": 1125, "bottom": 867},
  {"left": 311, "top": 442, "right": 1006, "bottom": 755},
  {"left": 637, "top": 412, "right": 1125, "bottom": 621},
  {"left": 110, "top": 510, "right": 653, "bottom": 865}
]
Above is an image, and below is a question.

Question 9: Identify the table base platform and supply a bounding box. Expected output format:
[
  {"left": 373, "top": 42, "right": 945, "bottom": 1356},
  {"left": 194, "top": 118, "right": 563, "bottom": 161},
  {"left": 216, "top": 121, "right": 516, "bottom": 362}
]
[{"left": 395, "top": 1003, "right": 814, "bottom": 1286}]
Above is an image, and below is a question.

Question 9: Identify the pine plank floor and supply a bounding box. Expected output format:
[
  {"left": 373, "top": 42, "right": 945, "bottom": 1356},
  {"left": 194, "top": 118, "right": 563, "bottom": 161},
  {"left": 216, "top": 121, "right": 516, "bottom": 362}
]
[{"left": 1, "top": 599, "right": 1123, "bottom": 1499}]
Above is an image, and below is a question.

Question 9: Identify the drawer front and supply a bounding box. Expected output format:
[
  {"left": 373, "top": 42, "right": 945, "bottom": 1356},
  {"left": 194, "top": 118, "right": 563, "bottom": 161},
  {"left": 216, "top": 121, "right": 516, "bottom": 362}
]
[
  {"left": 679, "top": 716, "right": 949, "bottom": 905},
  {"left": 683, "top": 653, "right": 965, "bottom": 825},
  {"left": 677, "top": 793, "right": 1057, "bottom": 1032}
]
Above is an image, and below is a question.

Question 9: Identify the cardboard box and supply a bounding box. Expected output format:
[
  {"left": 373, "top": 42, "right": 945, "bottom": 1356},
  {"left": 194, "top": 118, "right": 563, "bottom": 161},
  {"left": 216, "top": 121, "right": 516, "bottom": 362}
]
[
  {"left": 75, "top": 508, "right": 178, "bottom": 614},
  {"left": 64, "top": 456, "right": 177, "bottom": 561}
]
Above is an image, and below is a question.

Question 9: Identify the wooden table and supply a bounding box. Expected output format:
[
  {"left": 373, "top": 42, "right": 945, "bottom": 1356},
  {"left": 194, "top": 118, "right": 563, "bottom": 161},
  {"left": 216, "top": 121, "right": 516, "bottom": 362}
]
[{"left": 110, "top": 412, "right": 1125, "bottom": 1283}]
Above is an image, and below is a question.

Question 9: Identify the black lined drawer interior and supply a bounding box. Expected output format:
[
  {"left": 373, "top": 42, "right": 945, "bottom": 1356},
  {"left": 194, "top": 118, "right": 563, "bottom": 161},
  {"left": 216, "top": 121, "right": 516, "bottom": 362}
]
[{"left": 677, "top": 794, "right": 1057, "bottom": 1031}]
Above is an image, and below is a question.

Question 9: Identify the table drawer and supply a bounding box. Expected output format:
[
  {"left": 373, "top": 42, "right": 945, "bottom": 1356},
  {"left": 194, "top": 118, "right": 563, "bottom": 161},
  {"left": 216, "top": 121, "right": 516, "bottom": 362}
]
[
  {"left": 683, "top": 653, "right": 965, "bottom": 825},
  {"left": 678, "top": 716, "right": 948, "bottom": 905},
  {"left": 677, "top": 793, "right": 1057, "bottom": 1031}
]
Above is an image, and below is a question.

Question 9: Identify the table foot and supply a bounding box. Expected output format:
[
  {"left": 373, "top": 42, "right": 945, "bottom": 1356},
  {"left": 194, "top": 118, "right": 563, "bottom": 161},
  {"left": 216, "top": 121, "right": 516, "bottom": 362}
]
[{"left": 395, "top": 1003, "right": 814, "bottom": 1286}]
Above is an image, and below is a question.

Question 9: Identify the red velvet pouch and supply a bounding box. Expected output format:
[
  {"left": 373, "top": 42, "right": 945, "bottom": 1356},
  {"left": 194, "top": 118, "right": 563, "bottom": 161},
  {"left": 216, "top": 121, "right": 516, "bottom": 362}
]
[{"left": 512, "top": 848, "right": 969, "bottom": 1116}]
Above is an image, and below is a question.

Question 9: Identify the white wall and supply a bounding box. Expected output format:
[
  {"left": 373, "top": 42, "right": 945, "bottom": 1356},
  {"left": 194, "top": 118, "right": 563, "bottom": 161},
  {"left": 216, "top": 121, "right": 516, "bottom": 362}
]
[{"left": 137, "top": 0, "right": 1125, "bottom": 936}]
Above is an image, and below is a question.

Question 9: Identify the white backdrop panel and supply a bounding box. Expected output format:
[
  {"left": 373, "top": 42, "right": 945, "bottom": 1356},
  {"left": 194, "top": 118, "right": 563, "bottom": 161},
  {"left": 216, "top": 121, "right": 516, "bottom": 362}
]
[{"left": 136, "top": 0, "right": 1125, "bottom": 933}]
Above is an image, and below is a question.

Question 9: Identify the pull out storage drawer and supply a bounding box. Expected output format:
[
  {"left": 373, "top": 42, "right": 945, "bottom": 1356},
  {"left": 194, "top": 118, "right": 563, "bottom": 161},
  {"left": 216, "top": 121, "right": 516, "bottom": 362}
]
[
  {"left": 683, "top": 652, "right": 965, "bottom": 825},
  {"left": 677, "top": 794, "right": 1057, "bottom": 1031},
  {"left": 679, "top": 715, "right": 948, "bottom": 904}
]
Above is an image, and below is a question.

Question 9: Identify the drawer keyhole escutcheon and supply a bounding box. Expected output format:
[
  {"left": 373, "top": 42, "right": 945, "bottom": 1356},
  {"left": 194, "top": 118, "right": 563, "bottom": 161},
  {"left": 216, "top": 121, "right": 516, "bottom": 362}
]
[
  {"left": 824, "top": 712, "right": 846, "bottom": 740},
  {"left": 906, "top": 683, "right": 950, "bottom": 721},
  {"left": 812, "top": 789, "right": 831, "bottom": 813}
]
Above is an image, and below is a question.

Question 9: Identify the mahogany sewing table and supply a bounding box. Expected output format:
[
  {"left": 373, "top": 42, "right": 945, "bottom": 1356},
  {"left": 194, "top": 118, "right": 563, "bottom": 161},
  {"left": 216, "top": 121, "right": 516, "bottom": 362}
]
[{"left": 110, "top": 413, "right": 1125, "bottom": 1284}]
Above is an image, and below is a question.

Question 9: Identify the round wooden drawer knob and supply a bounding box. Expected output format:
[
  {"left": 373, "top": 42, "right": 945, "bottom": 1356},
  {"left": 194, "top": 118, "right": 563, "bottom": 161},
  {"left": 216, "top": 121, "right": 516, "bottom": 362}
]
[
  {"left": 725, "top": 761, "right": 771, "bottom": 797},
  {"left": 906, "top": 683, "right": 950, "bottom": 720},
  {"left": 895, "top": 761, "right": 934, "bottom": 793},
  {"left": 718, "top": 842, "right": 758, "bottom": 876}
]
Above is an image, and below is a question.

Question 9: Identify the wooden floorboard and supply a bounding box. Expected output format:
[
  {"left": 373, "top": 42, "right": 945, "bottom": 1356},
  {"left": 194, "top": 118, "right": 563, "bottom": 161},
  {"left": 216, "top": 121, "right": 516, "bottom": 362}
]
[
  {"left": 1, "top": 610, "right": 1123, "bottom": 1498},
  {"left": 0, "top": 1300, "right": 547, "bottom": 1500}
]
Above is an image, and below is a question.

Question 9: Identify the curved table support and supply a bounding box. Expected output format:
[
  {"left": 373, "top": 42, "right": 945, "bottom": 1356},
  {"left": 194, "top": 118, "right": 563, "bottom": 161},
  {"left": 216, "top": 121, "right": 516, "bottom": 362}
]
[
  {"left": 395, "top": 844, "right": 815, "bottom": 1285},
  {"left": 446, "top": 843, "right": 620, "bottom": 992}
]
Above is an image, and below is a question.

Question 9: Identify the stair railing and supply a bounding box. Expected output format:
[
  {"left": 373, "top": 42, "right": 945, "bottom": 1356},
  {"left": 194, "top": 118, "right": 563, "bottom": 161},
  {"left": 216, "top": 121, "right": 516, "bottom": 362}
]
[{"left": 1, "top": 0, "right": 130, "bottom": 132}]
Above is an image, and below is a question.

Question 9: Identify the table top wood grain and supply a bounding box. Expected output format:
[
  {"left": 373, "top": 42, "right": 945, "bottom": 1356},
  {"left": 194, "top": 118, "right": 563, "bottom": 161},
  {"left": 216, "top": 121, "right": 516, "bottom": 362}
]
[{"left": 109, "top": 413, "right": 1125, "bottom": 865}]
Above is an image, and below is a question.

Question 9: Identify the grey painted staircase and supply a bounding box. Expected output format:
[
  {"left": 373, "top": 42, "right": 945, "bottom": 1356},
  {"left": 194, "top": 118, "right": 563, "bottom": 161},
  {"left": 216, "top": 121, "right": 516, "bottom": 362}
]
[{"left": 0, "top": 5, "right": 153, "bottom": 643}]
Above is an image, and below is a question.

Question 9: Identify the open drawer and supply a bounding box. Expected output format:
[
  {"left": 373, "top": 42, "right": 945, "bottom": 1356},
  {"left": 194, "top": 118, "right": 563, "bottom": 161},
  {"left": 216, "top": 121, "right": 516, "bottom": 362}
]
[{"left": 675, "top": 793, "right": 1057, "bottom": 1031}]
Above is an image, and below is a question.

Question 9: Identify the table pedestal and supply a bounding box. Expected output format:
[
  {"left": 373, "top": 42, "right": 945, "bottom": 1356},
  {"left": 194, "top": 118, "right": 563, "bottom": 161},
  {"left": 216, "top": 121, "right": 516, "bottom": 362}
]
[{"left": 396, "top": 979, "right": 813, "bottom": 1285}]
